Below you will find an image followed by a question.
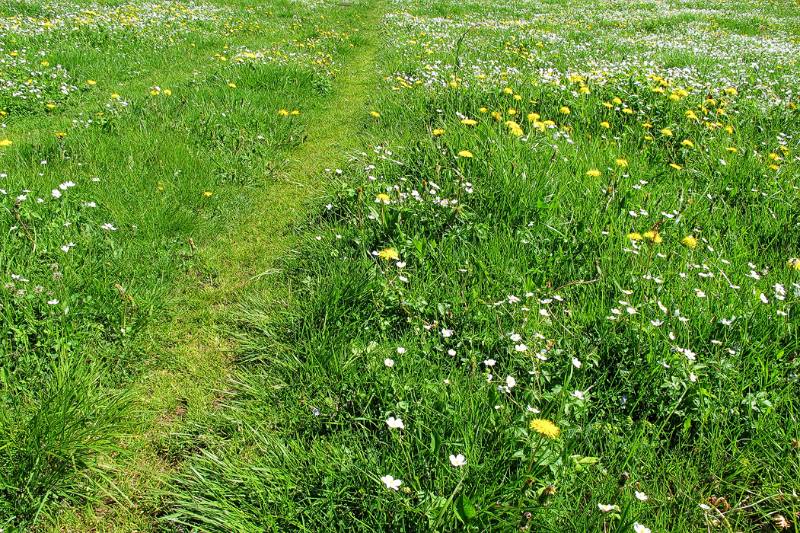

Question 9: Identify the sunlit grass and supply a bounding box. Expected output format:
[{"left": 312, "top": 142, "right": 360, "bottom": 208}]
[{"left": 1, "top": 0, "right": 798, "bottom": 530}]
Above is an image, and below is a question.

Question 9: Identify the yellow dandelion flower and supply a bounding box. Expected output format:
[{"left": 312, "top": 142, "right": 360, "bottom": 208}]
[
  {"left": 290, "top": 109, "right": 300, "bottom": 116},
  {"left": 432, "top": 128, "right": 445, "bottom": 136},
  {"left": 378, "top": 247, "right": 399, "bottom": 261},
  {"left": 86, "top": 79, "right": 97, "bottom": 86},
  {"left": 375, "top": 193, "right": 391, "bottom": 204},
  {"left": 278, "top": 109, "right": 290, "bottom": 116},
  {"left": 787, "top": 258, "right": 800, "bottom": 271},
  {"left": 681, "top": 235, "right": 698, "bottom": 249},
  {"left": 612, "top": 97, "right": 622, "bottom": 105},
  {"left": 503, "top": 87, "right": 514, "bottom": 95},
  {"left": 0, "top": 139, "right": 12, "bottom": 148},
  {"left": 370, "top": 111, "right": 381, "bottom": 118},
  {"left": 54, "top": 131, "right": 66, "bottom": 139},
  {"left": 615, "top": 158, "right": 628, "bottom": 168},
  {"left": 660, "top": 128, "right": 673, "bottom": 137},
  {"left": 457, "top": 150, "right": 474, "bottom": 158},
  {"left": 627, "top": 232, "right": 643, "bottom": 241},
  {"left": 529, "top": 419, "right": 560, "bottom": 439},
  {"left": 586, "top": 169, "right": 601, "bottom": 177},
  {"left": 527, "top": 112, "right": 540, "bottom": 122},
  {"left": 203, "top": 191, "right": 213, "bottom": 198},
  {"left": 163, "top": 89, "right": 172, "bottom": 96},
  {"left": 681, "top": 139, "right": 694, "bottom": 148},
  {"left": 669, "top": 163, "right": 682, "bottom": 170},
  {"left": 643, "top": 230, "right": 663, "bottom": 244},
  {"left": 461, "top": 118, "right": 477, "bottom": 126},
  {"left": 559, "top": 106, "right": 571, "bottom": 115},
  {"left": 600, "top": 121, "right": 610, "bottom": 129},
  {"left": 726, "top": 147, "right": 738, "bottom": 153},
  {"left": 505, "top": 120, "right": 523, "bottom": 137},
  {"left": 227, "top": 82, "right": 237, "bottom": 88}
]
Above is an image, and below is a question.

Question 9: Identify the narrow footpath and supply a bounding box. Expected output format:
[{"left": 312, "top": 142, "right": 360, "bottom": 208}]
[{"left": 55, "top": 1, "right": 385, "bottom": 530}]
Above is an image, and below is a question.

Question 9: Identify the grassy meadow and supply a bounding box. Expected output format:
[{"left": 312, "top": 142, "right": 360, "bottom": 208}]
[{"left": 1, "top": 0, "right": 799, "bottom": 531}]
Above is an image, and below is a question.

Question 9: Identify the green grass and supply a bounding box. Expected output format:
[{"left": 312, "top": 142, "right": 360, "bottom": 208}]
[
  {"left": 2, "top": 0, "right": 799, "bottom": 531},
  {"left": 1, "top": 0, "right": 374, "bottom": 528}
]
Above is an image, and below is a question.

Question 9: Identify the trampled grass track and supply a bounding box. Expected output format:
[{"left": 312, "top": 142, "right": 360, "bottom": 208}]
[{"left": 47, "top": 1, "right": 385, "bottom": 530}]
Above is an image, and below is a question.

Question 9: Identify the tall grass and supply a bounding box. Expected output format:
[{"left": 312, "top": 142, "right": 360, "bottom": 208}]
[{"left": 165, "top": 0, "right": 800, "bottom": 530}]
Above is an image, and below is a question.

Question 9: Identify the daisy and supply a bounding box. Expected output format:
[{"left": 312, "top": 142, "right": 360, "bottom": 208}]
[
  {"left": 449, "top": 454, "right": 466, "bottom": 467},
  {"left": 380, "top": 475, "right": 402, "bottom": 491}
]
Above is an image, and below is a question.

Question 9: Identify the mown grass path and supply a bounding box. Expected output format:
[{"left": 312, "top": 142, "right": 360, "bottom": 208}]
[{"left": 54, "top": 1, "right": 384, "bottom": 529}]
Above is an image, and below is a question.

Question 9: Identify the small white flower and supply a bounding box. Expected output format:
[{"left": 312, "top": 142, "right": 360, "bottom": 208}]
[
  {"left": 483, "top": 359, "right": 496, "bottom": 367},
  {"left": 572, "top": 390, "right": 585, "bottom": 400},
  {"left": 449, "top": 454, "right": 466, "bottom": 467},
  {"left": 509, "top": 333, "right": 522, "bottom": 342},
  {"left": 571, "top": 357, "right": 582, "bottom": 369},
  {"left": 441, "top": 328, "right": 453, "bottom": 338},
  {"left": 505, "top": 375, "right": 516, "bottom": 389},
  {"left": 514, "top": 343, "right": 528, "bottom": 352},
  {"left": 386, "top": 417, "right": 404, "bottom": 430},
  {"left": 47, "top": 299, "right": 59, "bottom": 305},
  {"left": 51, "top": 189, "right": 61, "bottom": 199},
  {"left": 396, "top": 346, "right": 406, "bottom": 354},
  {"left": 598, "top": 503, "right": 618, "bottom": 513},
  {"left": 635, "top": 491, "right": 648, "bottom": 501},
  {"left": 633, "top": 523, "right": 651, "bottom": 533},
  {"left": 380, "top": 475, "right": 402, "bottom": 491},
  {"left": 447, "top": 348, "right": 456, "bottom": 356},
  {"left": 384, "top": 358, "right": 395, "bottom": 368}
]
